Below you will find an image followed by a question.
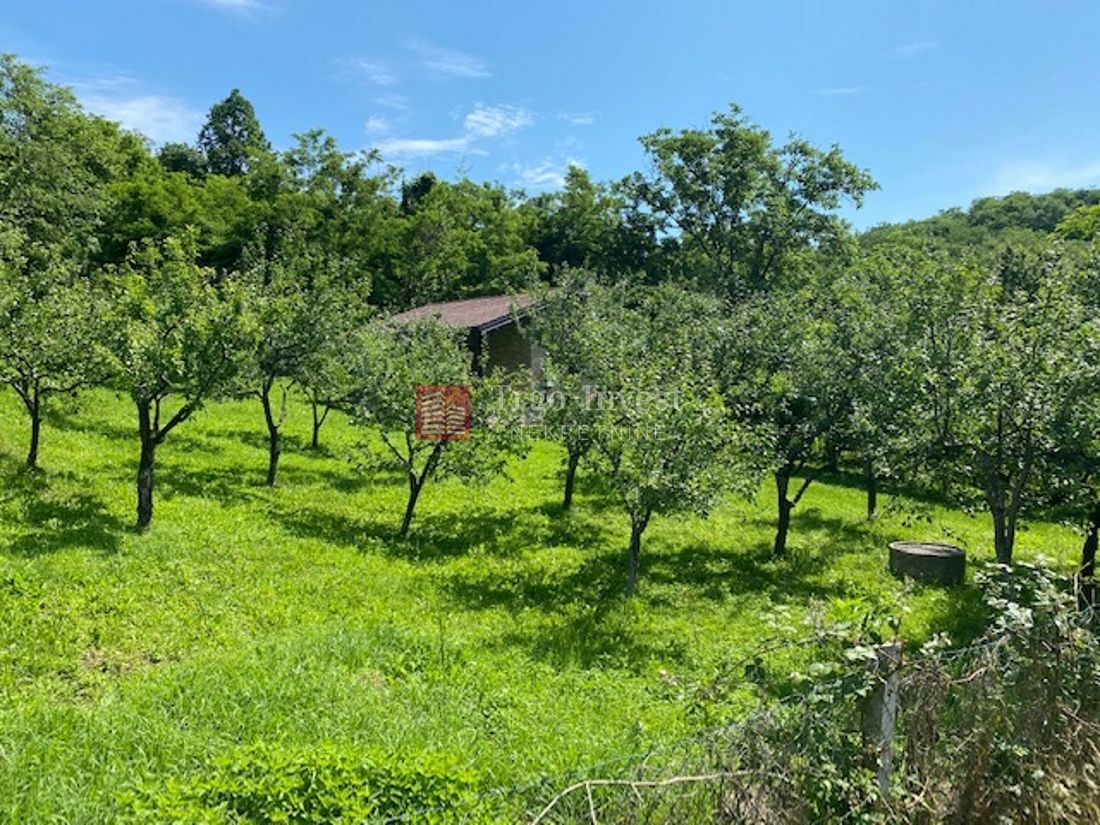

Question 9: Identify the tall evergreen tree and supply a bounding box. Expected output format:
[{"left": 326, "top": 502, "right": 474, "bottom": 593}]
[{"left": 198, "top": 89, "right": 270, "bottom": 177}]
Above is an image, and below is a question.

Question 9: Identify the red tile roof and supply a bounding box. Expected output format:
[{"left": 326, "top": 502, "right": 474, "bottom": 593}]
[{"left": 390, "top": 294, "right": 534, "bottom": 332}]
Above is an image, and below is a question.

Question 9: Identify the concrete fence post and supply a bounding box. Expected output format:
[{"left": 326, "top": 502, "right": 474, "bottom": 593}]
[{"left": 860, "top": 641, "right": 902, "bottom": 797}]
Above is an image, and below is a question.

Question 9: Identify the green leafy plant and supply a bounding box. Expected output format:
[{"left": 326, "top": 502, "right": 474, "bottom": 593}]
[{"left": 119, "top": 743, "right": 493, "bottom": 824}]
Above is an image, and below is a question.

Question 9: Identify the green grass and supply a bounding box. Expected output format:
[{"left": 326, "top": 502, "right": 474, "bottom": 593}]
[{"left": 0, "top": 389, "right": 1083, "bottom": 820}]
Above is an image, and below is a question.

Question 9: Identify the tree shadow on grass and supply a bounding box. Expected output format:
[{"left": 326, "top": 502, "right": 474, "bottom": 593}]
[
  {"left": 269, "top": 504, "right": 390, "bottom": 548},
  {"left": 301, "top": 459, "right": 411, "bottom": 494},
  {"left": 739, "top": 505, "right": 873, "bottom": 549},
  {"left": 644, "top": 540, "right": 850, "bottom": 605},
  {"left": 800, "top": 464, "right": 959, "bottom": 511},
  {"left": 0, "top": 457, "right": 124, "bottom": 556},
  {"left": 6, "top": 491, "right": 125, "bottom": 556},
  {"left": 792, "top": 506, "right": 872, "bottom": 539},
  {"left": 448, "top": 548, "right": 690, "bottom": 670},
  {"left": 443, "top": 537, "right": 852, "bottom": 671},
  {"left": 411, "top": 506, "right": 608, "bottom": 558},
  {"left": 444, "top": 545, "right": 626, "bottom": 610},
  {"left": 217, "top": 426, "right": 355, "bottom": 463},
  {"left": 557, "top": 471, "right": 625, "bottom": 514},
  {"left": 156, "top": 463, "right": 264, "bottom": 508},
  {"left": 438, "top": 503, "right": 951, "bottom": 671},
  {"left": 44, "top": 406, "right": 134, "bottom": 443},
  {"left": 216, "top": 426, "right": 287, "bottom": 455},
  {"left": 442, "top": 533, "right": 852, "bottom": 624},
  {"left": 268, "top": 500, "right": 610, "bottom": 562},
  {"left": 497, "top": 611, "right": 690, "bottom": 672},
  {"left": 916, "top": 582, "right": 989, "bottom": 646}
]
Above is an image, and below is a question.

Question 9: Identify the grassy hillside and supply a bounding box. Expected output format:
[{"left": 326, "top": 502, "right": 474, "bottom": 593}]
[{"left": 0, "top": 389, "right": 1083, "bottom": 820}]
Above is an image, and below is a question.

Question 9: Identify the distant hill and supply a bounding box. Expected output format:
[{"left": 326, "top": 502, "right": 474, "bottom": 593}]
[{"left": 862, "top": 187, "right": 1100, "bottom": 249}]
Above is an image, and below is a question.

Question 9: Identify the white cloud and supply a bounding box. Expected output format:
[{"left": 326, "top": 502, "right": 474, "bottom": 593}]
[
  {"left": 985, "top": 160, "right": 1100, "bottom": 196},
  {"left": 65, "top": 73, "right": 132, "bottom": 93},
  {"left": 463, "top": 104, "right": 533, "bottom": 137},
  {"left": 412, "top": 42, "right": 491, "bottom": 79},
  {"left": 511, "top": 158, "right": 584, "bottom": 190},
  {"left": 372, "top": 136, "right": 483, "bottom": 158},
  {"left": 365, "top": 115, "right": 392, "bottom": 135},
  {"left": 556, "top": 135, "right": 585, "bottom": 152},
  {"left": 559, "top": 111, "right": 595, "bottom": 126},
  {"left": 82, "top": 93, "right": 204, "bottom": 144},
  {"left": 341, "top": 58, "right": 397, "bottom": 86},
  {"left": 894, "top": 40, "right": 936, "bottom": 58},
  {"left": 372, "top": 101, "right": 533, "bottom": 160},
  {"left": 815, "top": 85, "right": 865, "bottom": 96},
  {"left": 374, "top": 93, "right": 411, "bottom": 111},
  {"left": 67, "top": 72, "right": 204, "bottom": 144}
]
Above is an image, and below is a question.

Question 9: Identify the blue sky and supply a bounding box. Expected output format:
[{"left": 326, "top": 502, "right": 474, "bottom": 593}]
[{"left": 3, "top": 0, "right": 1099, "bottom": 228}]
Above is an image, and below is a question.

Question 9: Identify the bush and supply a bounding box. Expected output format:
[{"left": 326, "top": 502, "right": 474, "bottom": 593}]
[{"left": 118, "top": 743, "right": 495, "bottom": 823}]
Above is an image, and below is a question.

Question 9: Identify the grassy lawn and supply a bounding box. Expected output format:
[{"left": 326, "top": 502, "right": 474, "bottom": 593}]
[{"left": 0, "top": 389, "right": 1083, "bottom": 820}]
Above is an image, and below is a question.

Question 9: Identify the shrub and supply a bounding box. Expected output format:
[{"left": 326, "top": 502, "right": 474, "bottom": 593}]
[{"left": 118, "top": 743, "right": 494, "bottom": 823}]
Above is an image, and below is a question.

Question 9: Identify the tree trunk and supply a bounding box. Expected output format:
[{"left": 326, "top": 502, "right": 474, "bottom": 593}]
[
  {"left": 991, "top": 506, "right": 1014, "bottom": 565},
  {"left": 774, "top": 470, "right": 793, "bottom": 557},
  {"left": 625, "top": 513, "right": 649, "bottom": 597},
  {"left": 1079, "top": 500, "right": 1100, "bottom": 611},
  {"left": 562, "top": 448, "right": 581, "bottom": 510},
  {"left": 261, "top": 381, "right": 281, "bottom": 487},
  {"left": 26, "top": 389, "right": 41, "bottom": 470},
  {"left": 864, "top": 456, "right": 878, "bottom": 521},
  {"left": 136, "top": 402, "right": 157, "bottom": 531},
  {"left": 310, "top": 399, "right": 329, "bottom": 450},
  {"left": 400, "top": 473, "right": 422, "bottom": 538}
]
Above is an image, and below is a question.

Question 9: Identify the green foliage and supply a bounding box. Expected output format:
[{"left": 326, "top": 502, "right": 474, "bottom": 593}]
[
  {"left": 260, "top": 129, "right": 395, "bottom": 280},
  {"left": 119, "top": 744, "right": 488, "bottom": 824},
  {"left": 0, "top": 54, "right": 130, "bottom": 465},
  {"left": 102, "top": 234, "right": 257, "bottom": 526},
  {"left": 156, "top": 141, "right": 208, "bottom": 178},
  {"left": 103, "top": 234, "right": 256, "bottom": 413},
  {"left": 822, "top": 248, "right": 926, "bottom": 490},
  {"left": 523, "top": 166, "right": 664, "bottom": 282},
  {"left": 532, "top": 276, "right": 755, "bottom": 589},
  {"left": 623, "top": 104, "right": 876, "bottom": 297},
  {"left": 910, "top": 248, "right": 1100, "bottom": 562},
  {"left": 526, "top": 273, "right": 634, "bottom": 505},
  {"left": 197, "top": 88, "right": 271, "bottom": 178},
  {"left": 1057, "top": 202, "right": 1100, "bottom": 240},
  {"left": 0, "top": 250, "right": 110, "bottom": 465},
  {"left": 348, "top": 319, "right": 528, "bottom": 534},
  {"left": 718, "top": 281, "right": 850, "bottom": 554},
  {"left": 587, "top": 560, "right": 1100, "bottom": 825},
  {"left": 0, "top": 54, "right": 132, "bottom": 265},
  {"left": 584, "top": 284, "right": 757, "bottom": 593},
  {"left": 239, "top": 234, "right": 374, "bottom": 483},
  {"left": 904, "top": 561, "right": 1100, "bottom": 822},
  {"left": 380, "top": 178, "right": 545, "bottom": 308},
  {"left": 863, "top": 187, "right": 1100, "bottom": 253},
  {"left": 100, "top": 157, "right": 259, "bottom": 270}
]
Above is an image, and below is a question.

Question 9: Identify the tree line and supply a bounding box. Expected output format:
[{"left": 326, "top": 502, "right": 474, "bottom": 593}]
[{"left": 2, "top": 54, "right": 1099, "bottom": 598}]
